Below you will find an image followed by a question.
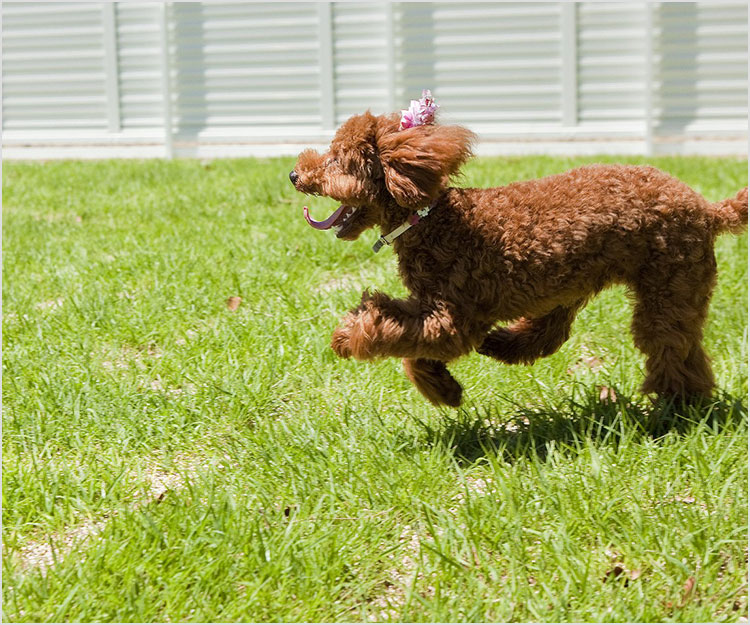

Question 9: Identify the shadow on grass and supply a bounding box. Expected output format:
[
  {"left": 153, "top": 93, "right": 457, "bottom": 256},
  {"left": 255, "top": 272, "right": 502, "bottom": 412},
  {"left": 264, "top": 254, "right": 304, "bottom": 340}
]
[{"left": 405, "top": 385, "right": 748, "bottom": 464}]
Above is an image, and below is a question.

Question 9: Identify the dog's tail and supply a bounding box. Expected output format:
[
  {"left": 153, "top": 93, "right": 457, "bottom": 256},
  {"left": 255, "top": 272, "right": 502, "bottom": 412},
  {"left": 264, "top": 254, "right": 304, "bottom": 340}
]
[{"left": 710, "top": 187, "right": 748, "bottom": 234}]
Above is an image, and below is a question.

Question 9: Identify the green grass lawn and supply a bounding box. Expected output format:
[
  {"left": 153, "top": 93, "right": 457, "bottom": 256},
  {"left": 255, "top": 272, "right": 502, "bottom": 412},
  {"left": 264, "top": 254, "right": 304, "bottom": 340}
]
[{"left": 3, "top": 155, "right": 747, "bottom": 622}]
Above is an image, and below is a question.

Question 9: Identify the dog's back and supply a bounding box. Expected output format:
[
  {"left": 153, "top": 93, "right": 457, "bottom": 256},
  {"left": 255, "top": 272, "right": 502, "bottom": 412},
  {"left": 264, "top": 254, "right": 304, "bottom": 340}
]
[
  {"left": 470, "top": 164, "right": 728, "bottom": 238},
  {"left": 451, "top": 164, "right": 745, "bottom": 295}
]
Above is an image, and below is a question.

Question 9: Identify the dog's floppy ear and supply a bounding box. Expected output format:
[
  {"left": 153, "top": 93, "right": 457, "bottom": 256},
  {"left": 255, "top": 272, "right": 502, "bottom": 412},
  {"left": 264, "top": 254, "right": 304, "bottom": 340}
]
[{"left": 376, "top": 121, "right": 476, "bottom": 209}]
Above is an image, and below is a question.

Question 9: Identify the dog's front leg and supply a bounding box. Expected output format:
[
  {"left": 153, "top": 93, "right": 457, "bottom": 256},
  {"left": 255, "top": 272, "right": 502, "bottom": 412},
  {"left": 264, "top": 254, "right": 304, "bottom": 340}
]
[
  {"left": 331, "top": 291, "right": 475, "bottom": 362},
  {"left": 402, "top": 358, "right": 463, "bottom": 407}
]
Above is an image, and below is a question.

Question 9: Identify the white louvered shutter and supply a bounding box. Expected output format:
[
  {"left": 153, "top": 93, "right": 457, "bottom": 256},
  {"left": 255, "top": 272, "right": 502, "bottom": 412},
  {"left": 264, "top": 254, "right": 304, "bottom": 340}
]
[
  {"left": 1, "top": 2, "right": 747, "bottom": 155},
  {"left": 653, "top": 3, "right": 748, "bottom": 135},
  {"left": 332, "top": 2, "right": 390, "bottom": 123},
  {"left": 169, "top": 2, "right": 322, "bottom": 139},
  {"left": 394, "top": 3, "right": 564, "bottom": 129},
  {"left": 2, "top": 2, "right": 108, "bottom": 131},
  {"left": 116, "top": 3, "right": 163, "bottom": 131},
  {"left": 577, "top": 2, "right": 648, "bottom": 130}
]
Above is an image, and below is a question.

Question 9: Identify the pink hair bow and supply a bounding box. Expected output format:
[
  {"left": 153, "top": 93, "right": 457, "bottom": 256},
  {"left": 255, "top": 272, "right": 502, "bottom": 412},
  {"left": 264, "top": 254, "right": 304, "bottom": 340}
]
[{"left": 399, "top": 89, "right": 439, "bottom": 130}]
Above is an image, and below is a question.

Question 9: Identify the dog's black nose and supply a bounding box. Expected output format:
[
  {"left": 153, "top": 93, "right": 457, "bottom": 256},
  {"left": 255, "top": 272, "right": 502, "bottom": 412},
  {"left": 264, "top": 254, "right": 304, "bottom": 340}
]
[{"left": 289, "top": 170, "right": 299, "bottom": 185}]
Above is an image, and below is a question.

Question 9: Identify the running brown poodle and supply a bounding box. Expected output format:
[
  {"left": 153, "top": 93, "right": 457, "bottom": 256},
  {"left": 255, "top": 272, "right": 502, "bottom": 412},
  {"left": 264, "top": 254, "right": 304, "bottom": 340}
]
[{"left": 290, "top": 111, "right": 747, "bottom": 407}]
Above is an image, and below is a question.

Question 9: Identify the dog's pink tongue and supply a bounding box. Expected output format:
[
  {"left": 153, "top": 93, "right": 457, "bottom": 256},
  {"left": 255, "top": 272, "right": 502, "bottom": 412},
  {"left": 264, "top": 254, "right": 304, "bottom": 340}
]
[{"left": 303, "top": 205, "right": 347, "bottom": 230}]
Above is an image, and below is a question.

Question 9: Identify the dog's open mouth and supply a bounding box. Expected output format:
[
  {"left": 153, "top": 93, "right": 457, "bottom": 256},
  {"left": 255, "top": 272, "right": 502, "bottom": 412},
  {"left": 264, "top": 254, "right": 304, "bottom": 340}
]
[{"left": 303, "top": 204, "right": 359, "bottom": 237}]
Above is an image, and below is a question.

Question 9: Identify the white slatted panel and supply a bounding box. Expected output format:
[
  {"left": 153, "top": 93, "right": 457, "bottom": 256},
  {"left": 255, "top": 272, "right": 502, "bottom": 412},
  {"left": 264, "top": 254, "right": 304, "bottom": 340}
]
[
  {"left": 116, "top": 3, "right": 163, "bottom": 130},
  {"left": 395, "top": 3, "right": 563, "bottom": 127},
  {"left": 577, "top": 2, "right": 648, "bottom": 126},
  {"left": 2, "top": 2, "right": 107, "bottom": 130},
  {"left": 170, "top": 2, "right": 321, "bottom": 136},
  {"left": 2, "top": 2, "right": 747, "bottom": 155},
  {"left": 332, "top": 3, "right": 390, "bottom": 123},
  {"left": 653, "top": 3, "right": 748, "bottom": 133}
]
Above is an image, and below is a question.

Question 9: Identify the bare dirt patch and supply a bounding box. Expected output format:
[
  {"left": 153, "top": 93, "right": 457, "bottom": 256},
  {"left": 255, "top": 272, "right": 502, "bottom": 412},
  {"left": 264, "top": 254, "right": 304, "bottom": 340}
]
[{"left": 10, "top": 454, "right": 202, "bottom": 574}]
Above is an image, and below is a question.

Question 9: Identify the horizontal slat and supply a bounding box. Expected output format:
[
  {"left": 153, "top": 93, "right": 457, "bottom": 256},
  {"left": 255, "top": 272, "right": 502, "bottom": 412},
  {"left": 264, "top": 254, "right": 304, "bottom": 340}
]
[
  {"left": 171, "top": 41, "right": 319, "bottom": 56},
  {"left": 414, "top": 3, "right": 560, "bottom": 22},
  {"left": 2, "top": 24, "right": 103, "bottom": 40},
  {"left": 3, "top": 49, "right": 105, "bottom": 62},
  {"left": 4, "top": 113, "right": 107, "bottom": 126},
  {"left": 175, "top": 114, "right": 321, "bottom": 127}
]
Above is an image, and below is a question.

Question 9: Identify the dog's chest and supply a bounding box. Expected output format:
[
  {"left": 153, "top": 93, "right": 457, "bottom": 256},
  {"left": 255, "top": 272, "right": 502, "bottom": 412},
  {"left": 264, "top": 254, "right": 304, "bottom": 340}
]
[{"left": 394, "top": 230, "right": 478, "bottom": 296}]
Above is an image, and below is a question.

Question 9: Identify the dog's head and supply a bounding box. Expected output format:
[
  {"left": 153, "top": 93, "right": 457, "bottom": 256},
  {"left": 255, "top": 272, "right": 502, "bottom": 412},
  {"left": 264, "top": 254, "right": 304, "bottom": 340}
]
[{"left": 290, "top": 111, "right": 475, "bottom": 241}]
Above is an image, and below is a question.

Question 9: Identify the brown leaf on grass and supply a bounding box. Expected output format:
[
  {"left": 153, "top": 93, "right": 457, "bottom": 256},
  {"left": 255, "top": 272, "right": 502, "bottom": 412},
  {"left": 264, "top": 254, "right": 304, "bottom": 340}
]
[
  {"left": 599, "top": 386, "right": 617, "bottom": 403},
  {"left": 683, "top": 576, "right": 695, "bottom": 594},
  {"left": 679, "top": 576, "right": 696, "bottom": 607},
  {"left": 226, "top": 296, "right": 242, "bottom": 311}
]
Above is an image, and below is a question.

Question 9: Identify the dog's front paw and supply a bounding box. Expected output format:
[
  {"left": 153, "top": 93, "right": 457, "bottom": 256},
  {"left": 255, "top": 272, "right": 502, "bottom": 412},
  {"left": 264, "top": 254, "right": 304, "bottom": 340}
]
[
  {"left": 331, "top": 309, "right": 379, "bottom": 360},
  {"left": 331, "top": 324, "right": 353, "bottom": 359}
]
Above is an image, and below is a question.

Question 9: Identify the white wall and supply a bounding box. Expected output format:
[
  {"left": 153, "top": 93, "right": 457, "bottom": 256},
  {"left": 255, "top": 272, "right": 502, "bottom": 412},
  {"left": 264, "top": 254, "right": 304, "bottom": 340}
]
[{"left": 2, "top": 2, "right": 748, "bottom": 159}]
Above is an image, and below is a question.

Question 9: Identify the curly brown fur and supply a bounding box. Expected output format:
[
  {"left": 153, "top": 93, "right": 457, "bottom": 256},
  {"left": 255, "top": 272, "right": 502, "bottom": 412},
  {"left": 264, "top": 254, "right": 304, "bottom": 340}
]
[{"left": 291, "top": 111, "right": 748, "bottom": 405}]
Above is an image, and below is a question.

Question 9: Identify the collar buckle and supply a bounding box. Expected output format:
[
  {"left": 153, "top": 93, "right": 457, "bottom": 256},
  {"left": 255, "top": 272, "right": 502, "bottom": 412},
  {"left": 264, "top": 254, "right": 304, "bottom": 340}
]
[
  {"left": 371, "top": 201, "right": 436, "bottom": 253},
  {"left": 372, "top": 236, "right": 388, "bottom": 253}
]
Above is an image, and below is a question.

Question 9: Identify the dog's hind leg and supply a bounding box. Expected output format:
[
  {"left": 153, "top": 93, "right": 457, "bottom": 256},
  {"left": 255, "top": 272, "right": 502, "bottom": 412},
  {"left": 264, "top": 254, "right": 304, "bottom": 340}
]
[
  {"left": 630, "top": 262, "right": 717, "bottom": 398},
  {"left": 477, "top": 301, "right": 584, "bottom": 365},
  {"left": 403, "top": 358, "right": 463, "bottom": 407}
]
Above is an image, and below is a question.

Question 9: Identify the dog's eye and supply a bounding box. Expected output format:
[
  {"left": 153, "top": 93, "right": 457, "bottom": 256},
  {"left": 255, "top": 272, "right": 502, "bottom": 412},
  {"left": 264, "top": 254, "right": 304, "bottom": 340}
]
[{"left": 324, "top": 157, "right": 338, "bottom": 167}]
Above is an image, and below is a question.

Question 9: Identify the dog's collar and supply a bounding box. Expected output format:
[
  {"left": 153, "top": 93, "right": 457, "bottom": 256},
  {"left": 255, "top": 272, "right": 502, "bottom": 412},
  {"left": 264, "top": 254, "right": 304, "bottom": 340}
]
[{"left": 372, "top": 201, "right": 436, "bottom": 253}]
